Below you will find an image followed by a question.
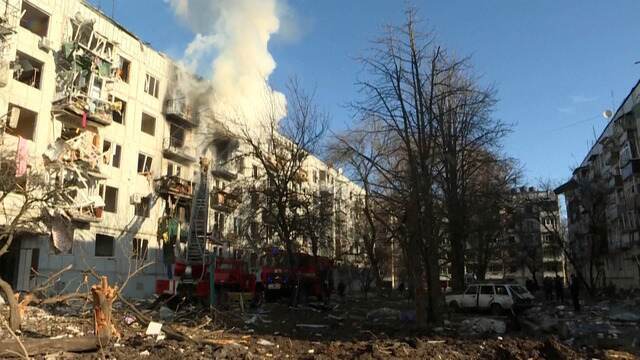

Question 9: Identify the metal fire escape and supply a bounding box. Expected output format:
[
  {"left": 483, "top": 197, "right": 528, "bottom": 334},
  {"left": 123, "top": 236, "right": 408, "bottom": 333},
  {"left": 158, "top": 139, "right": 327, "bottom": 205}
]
[{"left": 186, "top": 157, "right": 210, "bottom": 265}]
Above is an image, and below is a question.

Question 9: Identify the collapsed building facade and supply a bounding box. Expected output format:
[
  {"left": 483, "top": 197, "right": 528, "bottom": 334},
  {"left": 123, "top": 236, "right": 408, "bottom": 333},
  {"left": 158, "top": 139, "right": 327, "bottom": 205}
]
[
  {"left": 556, "top": 80, "right": 640, "bottom": 290},
  {"left": 0, "top": 0, "right": 364, "bottom": 297}
]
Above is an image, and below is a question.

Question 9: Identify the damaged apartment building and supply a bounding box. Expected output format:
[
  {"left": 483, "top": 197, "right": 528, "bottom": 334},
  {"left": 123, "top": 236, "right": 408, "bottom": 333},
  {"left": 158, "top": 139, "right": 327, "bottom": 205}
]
[
  {"left": 556, "top": 80, "right": 640, "bottom": 290},
  {"left": 0, "top": 0, "right": 364, "bottom": 298},
  {"left": 483, "top": 187, "right": 565, "bottom": 284}
]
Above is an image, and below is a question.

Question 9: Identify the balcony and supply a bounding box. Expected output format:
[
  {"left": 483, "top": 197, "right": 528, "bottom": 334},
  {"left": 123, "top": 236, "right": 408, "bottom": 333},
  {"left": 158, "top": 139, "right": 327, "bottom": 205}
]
[
  {"left": 0, "top": 1, "right": 19, "bottom": 37},
  {"left": 65, "top": 194, "right": 105, "bottom": 224},
  {"left": 52, "top": 95, "right": 113, "bottom": 127},
  {"left": 616, "top": 112, "right": 636, "bottom": 131},
  {"left": 210, "top": 188, "right": 240, "bottom": 212},
  {"left": 155, "top": 175, "right": 194, "bottom": 199},
  {"left": 293, "top": 168, "right": 308, "bottom": 183},
  {"left": 621, "top": 158, "right": 640, "bottom": 180},
  {"left": 211, "top": 161, "right": 238, "bottom": 180},
  {"left": 163, "top": 137, "right": 196, "bottom": 164},
  {"left": 607, "top": 174, "right": 623, "bottom": 189},
  {"left": 164, "top": 99, "right": 197, "bottom": 127}
]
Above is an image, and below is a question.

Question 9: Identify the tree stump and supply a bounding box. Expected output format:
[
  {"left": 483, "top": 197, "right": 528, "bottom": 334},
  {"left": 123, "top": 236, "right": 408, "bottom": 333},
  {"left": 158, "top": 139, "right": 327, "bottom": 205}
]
[{"left": 91, "top": 276, "right": 119, "bottom": 346}]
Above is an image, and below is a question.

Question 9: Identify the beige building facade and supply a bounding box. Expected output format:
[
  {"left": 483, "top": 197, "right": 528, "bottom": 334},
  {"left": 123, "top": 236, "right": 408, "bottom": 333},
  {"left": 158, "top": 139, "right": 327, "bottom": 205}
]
[{"left": 0, "top": 0, "right": 363, "bottom": 297}]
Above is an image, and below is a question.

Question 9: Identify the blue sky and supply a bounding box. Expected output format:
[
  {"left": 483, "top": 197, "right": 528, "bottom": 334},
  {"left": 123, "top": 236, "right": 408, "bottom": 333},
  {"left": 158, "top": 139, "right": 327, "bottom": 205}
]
[{"left": 93, "top": 0, "right": 640, "bottom": 184}]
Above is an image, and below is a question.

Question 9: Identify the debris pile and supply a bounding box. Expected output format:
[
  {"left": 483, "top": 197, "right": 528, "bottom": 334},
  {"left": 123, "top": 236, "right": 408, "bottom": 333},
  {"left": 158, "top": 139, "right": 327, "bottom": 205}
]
[{"left": 521, "top": 300, "right": 640, "bottom": 352}]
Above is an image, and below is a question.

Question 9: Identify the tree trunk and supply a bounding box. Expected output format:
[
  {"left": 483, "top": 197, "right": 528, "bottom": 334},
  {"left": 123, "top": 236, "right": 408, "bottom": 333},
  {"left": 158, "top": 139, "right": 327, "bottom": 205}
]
[
  {"left": 0, "top": 336, "right": 99, "bottom": 356},
  {"left": 0, "top": 276, "right": 20, "bottom": 331},
  {"left": 91, "top": 276, "right": 118, "bottom": 346}
]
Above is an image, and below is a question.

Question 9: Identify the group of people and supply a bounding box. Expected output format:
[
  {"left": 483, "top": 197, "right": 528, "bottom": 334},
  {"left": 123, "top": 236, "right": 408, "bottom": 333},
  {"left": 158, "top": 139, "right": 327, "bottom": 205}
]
[{"left": 527, "top": 274, "right": 581, "bottom": 312}]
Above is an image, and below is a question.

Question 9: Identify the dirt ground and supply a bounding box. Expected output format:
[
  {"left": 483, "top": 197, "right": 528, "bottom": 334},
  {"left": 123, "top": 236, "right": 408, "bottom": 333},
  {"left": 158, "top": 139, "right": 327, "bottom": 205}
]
[{"left": 1, "top": 292, "right": 638, "bottom": 359}]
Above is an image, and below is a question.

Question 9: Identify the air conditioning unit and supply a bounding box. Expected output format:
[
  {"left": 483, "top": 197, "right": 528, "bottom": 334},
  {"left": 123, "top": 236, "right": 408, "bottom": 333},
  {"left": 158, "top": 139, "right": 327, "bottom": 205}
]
[
  {"left": 130, "top": 193, "right": 142, "bottom": 204},
  {"left": 38, "top": 37, "right": 53, "bottom": 52}
]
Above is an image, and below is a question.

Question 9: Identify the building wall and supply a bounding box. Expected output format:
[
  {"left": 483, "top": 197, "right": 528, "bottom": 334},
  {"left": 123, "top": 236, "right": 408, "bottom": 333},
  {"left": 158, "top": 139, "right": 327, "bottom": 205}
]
[{"left": 557, "top": 80, "right": 640, "bottom": 290}]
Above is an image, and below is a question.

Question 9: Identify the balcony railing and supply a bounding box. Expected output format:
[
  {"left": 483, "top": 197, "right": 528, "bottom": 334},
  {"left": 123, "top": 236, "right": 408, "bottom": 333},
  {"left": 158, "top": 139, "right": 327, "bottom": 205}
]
[
  {"left": 162, "top": 137, "right": 196, "bottom": 163},
  {"left": 621, "top": 158, "right": 640, "bottom": 180},
  {"left": 164, "top": 98, "right": 197, "bottom": 127},
  {"left": 211, "top": 161, "right": 238, "bottom": 180},
  {"left": 155, "top": 175, "right": 194, "bottom": 198},
  {"left": 52, "top": 94, "right": 113, "bottom": 126},
  {"left": 210, "top": 188, "right": 240, "bottom": 211}
]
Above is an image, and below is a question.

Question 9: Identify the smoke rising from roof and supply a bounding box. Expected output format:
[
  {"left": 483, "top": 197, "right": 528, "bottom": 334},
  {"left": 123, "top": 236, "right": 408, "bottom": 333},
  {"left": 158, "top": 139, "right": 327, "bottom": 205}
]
[{"left": 167, "top": 0, "right": 287, "bottom": 127}]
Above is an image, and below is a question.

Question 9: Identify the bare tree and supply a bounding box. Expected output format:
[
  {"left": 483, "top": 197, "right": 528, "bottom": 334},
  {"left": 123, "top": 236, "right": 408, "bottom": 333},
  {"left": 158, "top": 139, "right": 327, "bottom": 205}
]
[
  {"left": 430, "top": 52, "right": 510, "bottom": 292},
  {"left": 232, "top": 78, "right": 329, "bottom": 304},
  {"left": 465, "top": 155, "right": 521, "bottom": 281},
  {"left": 352, "top": 8, "right": 450, "bottom": 325},
  {"left": 328, "top": 121, "right": 392, "bottom": 286},
  {"left": 0, "top": 150, "right": 63, "bottom": 330}
]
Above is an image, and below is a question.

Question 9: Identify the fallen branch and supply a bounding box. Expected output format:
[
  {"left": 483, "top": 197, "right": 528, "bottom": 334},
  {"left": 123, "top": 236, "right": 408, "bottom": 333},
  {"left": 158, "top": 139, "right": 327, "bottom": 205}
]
[
  {"left": 0, "top": 314, "right": 29, "bottom": 359},
  {"left": 118, "top": 295, "right": 232, "bottom": 346},
  {"left": 0, "top": 336, "right": 99, "bottom": 356}
]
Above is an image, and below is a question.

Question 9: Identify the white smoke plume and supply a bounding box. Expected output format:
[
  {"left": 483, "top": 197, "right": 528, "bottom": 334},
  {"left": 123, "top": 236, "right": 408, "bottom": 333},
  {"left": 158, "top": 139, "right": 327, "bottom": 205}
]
[{"left": 167, "top": 0, "right": 287, "bottom": 128}]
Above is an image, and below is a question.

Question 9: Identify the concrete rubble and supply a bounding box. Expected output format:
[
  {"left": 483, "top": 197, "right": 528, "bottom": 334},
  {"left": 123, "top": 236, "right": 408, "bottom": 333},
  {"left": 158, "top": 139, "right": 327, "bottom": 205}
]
[
  {"left": 459, "top": 317, "right": 506, "bottom": 336},
  {"left": 520, "top": 299, "right": 640, "bottom": 352}
]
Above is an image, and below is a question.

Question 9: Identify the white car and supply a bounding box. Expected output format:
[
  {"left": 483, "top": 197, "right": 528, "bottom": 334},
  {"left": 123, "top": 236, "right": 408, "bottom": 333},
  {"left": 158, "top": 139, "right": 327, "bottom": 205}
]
[{"left": 445, "top": 283, "right": 535, "bottom": 314}]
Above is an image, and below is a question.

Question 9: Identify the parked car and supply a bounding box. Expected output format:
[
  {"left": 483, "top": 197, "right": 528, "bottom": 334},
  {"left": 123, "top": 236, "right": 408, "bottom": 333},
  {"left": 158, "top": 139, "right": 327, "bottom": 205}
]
[{"left": 445, "top": 282, "right": 535, "bottom": 314}]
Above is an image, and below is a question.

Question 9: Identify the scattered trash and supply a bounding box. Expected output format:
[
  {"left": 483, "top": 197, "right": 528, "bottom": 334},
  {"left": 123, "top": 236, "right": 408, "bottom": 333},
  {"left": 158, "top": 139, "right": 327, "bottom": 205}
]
[
  {"left": 257, "top": 339, "right": 275, "bottom": 346},
  {"left": 158, "top": 306, "right": 174, "bottom": 321},
  {"left": 460, "top": 317, "right": 506, "bottom": 336},
  {"left": 124, "top": 315, "right": 136, "bottom": 325},
  {"left": 308, "top": 349, "right": 315, "bottom": 354},
  {"left": 609, "top": 311, "right": 640, "bottom": 322},
  {"left": 296, "top": 324, "right": 328, "bottom": 329},
  {"left": 156, "top": 332, "right": 166, "bottom": 342},
  {"left": 427, "top": 340, "right": 446, "bottom": 344},
  {"left": 140, "top": 350, "right": 150, "bottom": 356},
  {"left": 366, "top": 307, "right": 401, "bottom": 321},
  {"left": 146, "top": 321, "right": 163, "bottom": 336}
]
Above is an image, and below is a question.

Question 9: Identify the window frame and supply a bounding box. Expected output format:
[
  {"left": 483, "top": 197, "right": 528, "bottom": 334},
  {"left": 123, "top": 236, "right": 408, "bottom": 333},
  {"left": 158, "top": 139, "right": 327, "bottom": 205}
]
[
  {"left": 132, "top": 237, "right": 149, "bottom": 261},
  {"left": 144, "top": 73, "right": 160, "bottom": 98},
  {"left": 99, "top": 184, "right": 119, "bottom": 213},
  {"left": 137, "top": 153, "right": 153, "bottom": 174},
  {"left": 140, "top": 112, "right": 156, "bottom": 136},
  {"left": 95, "top": 233, "right": 115, "bottom": 257}
]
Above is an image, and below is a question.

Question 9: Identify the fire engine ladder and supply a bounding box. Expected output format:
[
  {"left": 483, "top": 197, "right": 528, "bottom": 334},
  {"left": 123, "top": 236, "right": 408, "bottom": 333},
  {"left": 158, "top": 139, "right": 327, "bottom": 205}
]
[{"left": 186, "top": 167, "right": 210, "bottom": 266}]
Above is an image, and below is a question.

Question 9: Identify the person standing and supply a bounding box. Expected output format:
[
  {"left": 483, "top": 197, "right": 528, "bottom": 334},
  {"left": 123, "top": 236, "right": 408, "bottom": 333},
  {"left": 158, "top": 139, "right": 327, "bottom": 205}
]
[
  {"left": 554, "top": 276, "right": 564, "bottom": 303},
  {"left": 570, "top": 274, "right": 580, "bottom": 312},
  {"left": 543, "top": 277, "right": 553, "bottom": 301}
]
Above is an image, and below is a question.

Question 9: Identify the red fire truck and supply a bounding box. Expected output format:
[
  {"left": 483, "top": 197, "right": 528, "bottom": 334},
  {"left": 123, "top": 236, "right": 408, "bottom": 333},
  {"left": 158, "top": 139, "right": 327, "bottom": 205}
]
[
  {"left": 258, "top": 250, "right": 334, "bottom": 302},
  {"left": 155, "top": 257, "right": 256, "bottom": 305}
]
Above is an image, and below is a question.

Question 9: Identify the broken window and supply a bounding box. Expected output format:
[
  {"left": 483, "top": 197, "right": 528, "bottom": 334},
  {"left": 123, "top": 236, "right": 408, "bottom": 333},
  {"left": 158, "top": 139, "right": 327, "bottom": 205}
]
[
  {"left": 89, "top": 76, "right": 103, "bottom": 99},
  {"left": 71, "top": 20, "right": 114, "bottom": 60},
  {"left": 20, "top": 1, "right": 49, "bottom": 37},
  {"left": 134, "top": 196, "right": 151, "bottom": 218},
  {"left": 167, "top": 162, "right": 182, "bottom": 177},
  {"left": 108, "top": 95, "right": 126, "bottom": 125},
  {"left": 95, "top": 233, "right": 114, "bottom": 257},
  {"left": 115, "top": 56, "right": 130, "bottom": 83},
  {"left": 99, "top": 185, "right": 118, "bottom": 213},
  {"left": 141, "top": 113, "right": 155, "bottom": 136},
  {"left": 13, "top": 52, "right": 43, "bottom": 89},
  {"left": 132, "top": 238, "right": 148, "bottom": 260},
  {"left": 5, "top": 104, "right": 37, "bottom": 140},
  {"left": 144, "top": 73, "right": 159, "bottom": 98},
  {"left": 102, "top": 140, "right": 121, "bottom": 168},
  {"left": 169, "top": 124, "right": 185, "bottom": 148},
  {"left": 137, "top": 153, "right": 153, "bottom": 174}
]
